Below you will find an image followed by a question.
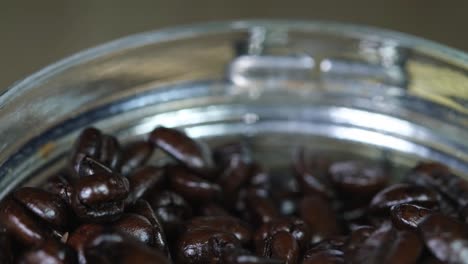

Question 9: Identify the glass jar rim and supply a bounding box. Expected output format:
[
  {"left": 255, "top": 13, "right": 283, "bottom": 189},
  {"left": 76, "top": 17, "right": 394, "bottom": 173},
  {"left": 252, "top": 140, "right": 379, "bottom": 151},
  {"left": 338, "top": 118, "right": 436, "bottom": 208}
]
[{"left": 2, "top": 19, "right": 467, "bottom": 108}]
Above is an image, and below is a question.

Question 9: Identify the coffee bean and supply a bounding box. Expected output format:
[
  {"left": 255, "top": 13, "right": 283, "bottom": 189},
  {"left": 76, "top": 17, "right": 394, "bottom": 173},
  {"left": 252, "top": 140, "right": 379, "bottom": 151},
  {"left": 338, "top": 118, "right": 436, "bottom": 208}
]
[
  {"left": 369, "top": 183, "right": 439, "bottom": 213},
  {"left": 299, "top": 195, "right": 340, "bottom": 242},
  {"left": 176, "top": 227, "right": 241, "bottom": 264},
  {"left": 351, "top": 223, "right": 423, "bottom": 264},
  {"left": 84, "top": 228, "right": 170, "bottom": 264},
  {"left": 419, "top": 213, "right": 468, "bottom": 263},
  {"left": 99, "top": 135, "right": 122, "bottom": 171},
  {"left": 14, "top": 187, "right": 70, "bottom": 231},
  {"left": 149, "top": 126, "right": 215, "bottom": 178},
  {"left": 120, "top": 141, "right": 154, "bottom": 176},
  {"left": 329, "top": 161, "right": 389, "bottom": 197},
  {"left": 390, "top": 203, "right": 432, "bottom": 229},
  {"left": 19, "top": 239, "right": 77, "bottom": 264},
  {"left": 188, "top": 216, "right": 252, "bottom": 245},
  {"left": 168, "top": 165, "right": 222, "bottom": 203},
  {"left": 0, "top": 198, "right": 50, "bottom": 246},
  {"left": 126, "top": 166, "right": 165, "bottom": 205}
]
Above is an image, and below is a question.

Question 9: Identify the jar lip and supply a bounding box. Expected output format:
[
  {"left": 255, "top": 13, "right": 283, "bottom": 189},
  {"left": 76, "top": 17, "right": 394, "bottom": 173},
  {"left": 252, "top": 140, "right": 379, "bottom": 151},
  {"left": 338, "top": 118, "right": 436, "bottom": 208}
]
[{"left": 1, "top": 19, "right": 467, "bottom": 107}]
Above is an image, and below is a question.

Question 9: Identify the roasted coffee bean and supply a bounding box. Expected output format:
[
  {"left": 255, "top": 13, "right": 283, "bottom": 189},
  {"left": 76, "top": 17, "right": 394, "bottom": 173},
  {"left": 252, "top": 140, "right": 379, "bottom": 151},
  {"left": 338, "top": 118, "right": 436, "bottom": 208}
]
[
  {"left": 67, "top": 224, "right": 104, "bottom": 264},
  {"left": 217, "top": 154, "right": 253, "bottom": 198},
  {"left": 369, "top": 183, "right": 439, "bottom": 213},
  {"left": 73, "top": 155, "right": 114, "bottom": 178},
  {"left": 308, "top": 236, "right": 347, "bottom": 253},
  {"left": 120, "top": 141, "right": 154, "bottom": 176},
  {"left": 198, "top": 202, "right": 231, "bottom": 217},
  {"left": 0, "top": 198, "right": 50, "bottom": 246},
  {"left": 390, "top": 203, "right": 432, "bottom": 229},
  {"left": 168, "top": 165, "right": 222, "bottom": 202},
  {"left": 248, "top": 163, "right": 271, "bottom": 189},
  {"left": 221, "top": 248, "right": 283, "bottom": 264},
  {"left": 84, "top": 228, "right": 170, "bottom": 264},
  {"left": 71, "top": 170, "right": 129, "bottom": 222},
  {"left": 99, "top": 135, "right": 122, "bottom": 171},
  {"left": 127, "top": 199, "right": 170, "bottom": 257},
  {"left": 269, "top": 231, "right": 299, "bottom": 264},
  {"left": 14, "top": 187, "right": 70, "bottom": 231},
  {"left": 148, "top": 190, "right": 192, "bottom": 237},
  {"left": 344, "top": 226, "right": 375, "bottom": 258},
  {"left": 43, "top": 174, "right": 74, "bottom": 206},
  {"left": 126, "top": 166, "right": 165, "bottom": 205},
  {"left": 255, "top": 217, "right": 310, "bottom": 251},
  {"left": 213, "top": 141, "right": 251, "bottom": 169},
  {"left": 293, "top": 149, "right": 333, "bottom": 197},
  {"left": 303, "top": 249, "right": 344, "bottom": 264},
  {"left": 112, "top": 213, "right": 155, "bottom": 246},
  {"left": 18, "top": 239, "right": 77, "bottom": 264},
  {"left": 244, "top": 191, "right": 279, "bottom": 225},
  {"left": 149, "top": 126, "right": 215, "bottom": 178},
  {"left": 0, "top": 230, "right": 13, "bottom": 264},
  {"left": 70, "top": 128, "right": 103, "bottom": 176},
  {"left": 299, "top": 195, "right": 340, "bottom": 242},
  {"left": 176, "top": 227, "right": 241, "bottom": 264},
  {"left": 418, "top": 213, "right": 468, "bottom": 263},
  {"left": 329, "top": 160, "right": 389, "bottom": 197},
  {"left": 188, "top": 216, "right": 252, "bottom": 245},
  {"left": 351, "top": 223, "right": 423, "bottom": 264}
]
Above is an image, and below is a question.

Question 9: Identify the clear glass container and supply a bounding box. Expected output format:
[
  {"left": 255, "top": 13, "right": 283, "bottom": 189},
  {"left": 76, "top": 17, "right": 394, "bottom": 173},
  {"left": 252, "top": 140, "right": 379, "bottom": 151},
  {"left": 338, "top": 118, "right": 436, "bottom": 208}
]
[{"left": 0, "top": 20, "right": 467, "bottom": 198}]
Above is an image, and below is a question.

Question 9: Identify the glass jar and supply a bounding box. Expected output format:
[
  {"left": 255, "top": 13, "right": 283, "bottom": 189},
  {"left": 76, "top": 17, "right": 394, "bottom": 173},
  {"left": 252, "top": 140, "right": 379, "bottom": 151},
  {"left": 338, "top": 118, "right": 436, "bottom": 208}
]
[{"left": 0, "top": 20, "right": 467, "bottom": 197}]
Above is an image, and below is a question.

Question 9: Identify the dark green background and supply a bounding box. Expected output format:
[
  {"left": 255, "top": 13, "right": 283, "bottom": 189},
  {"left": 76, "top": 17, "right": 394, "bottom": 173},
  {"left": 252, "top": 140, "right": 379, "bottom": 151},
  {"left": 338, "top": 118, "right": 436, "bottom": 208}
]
[{"left": 1, "top": 0, "right": 467, "bottom": 89}]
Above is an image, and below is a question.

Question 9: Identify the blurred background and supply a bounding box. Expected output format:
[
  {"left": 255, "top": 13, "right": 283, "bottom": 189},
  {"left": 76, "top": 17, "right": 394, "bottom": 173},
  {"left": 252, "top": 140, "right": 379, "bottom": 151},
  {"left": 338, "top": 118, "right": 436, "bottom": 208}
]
[{"left": 1, "top": 0, "right": 467, "bottom": 89}]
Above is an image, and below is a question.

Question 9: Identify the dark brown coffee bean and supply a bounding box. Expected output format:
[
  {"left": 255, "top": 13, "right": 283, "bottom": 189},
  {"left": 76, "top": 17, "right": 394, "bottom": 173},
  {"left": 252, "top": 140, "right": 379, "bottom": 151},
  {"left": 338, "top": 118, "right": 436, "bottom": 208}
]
[
  {"left": 43, "top": 174, "right": 74, "bottom": 206},
  {"left": 308, "top": 236, "right": 347, "bottom": 253},
  {"left": 418, "top": 213, "right": 468, "bottom": 263},
  {"left": 221, "top": 248, "right": 283, "bottom": 264},
  {"left": 217, "top": 154, "right": 253, "bottom": 198},
  {"left": 67, "top": 224, "right": 104, "bottom": 264},
  {"left": 71, "top": 170, "right": 129, "bottom": 222},
  {"left": 299, "top": 195, "right": 340, "bottom": 242},
  {"left": 126, "top": 166, "right": 165, "bottom": 205},
  {"left": 188, "top": 216, "right": 252, "bottom": 245},
  {"left": 344, "top": 226, "right": 375, "bottom": 258},
  {"left": 255, "top": 217, "right": 310, "bottom": 251},
  {"left": 168, "top": 165, "right": 222, "bottom": 202},
  {"left": 14, "top": 187, "right": 70, "bottom": 231},
  {"left": 390, "top": 203, "right": 432, "bottom": 229},
  {"left": 84, "top": 228, "right": 170, "bottom": 264},
  {"left": 70, "top": 128, "right": 102, "bottom": 176},
  {"left": 351, "top": 223, "right": 423, "bottom": 264},
  {"left": 0, "top": 231, "right": 13, "bottom": 264},
  {"left": 329, "top": 161, "right": 389, "bottom": 197},
  {"left": 198, "top": 202, "right": 231, "bottom": 217},
  {"left": 112, "top": 213, "right": 154, "bottom": 246},
  {"left": 293, "top": 149, "right": 333, "bottom": 197},
  {"left": 303, "top": 249, "right": 344, "bottom": 264},
  {"left": 99, "top": 135, "right": 122, "bottom": 171},
  {"left": 369, "top": 183, "right": 439, "bottom": 213},
  {"left": 176, "top": 228, "right": 241, "bottom": 264},
  {"left": 120, "top": 141, "right": 154, "bottom": 176},
  {"left": 19, "top": 239, "right": 77, "bottom": 264},
  {"left": 269, "top": 231, "right": 299, "bottom": 264},
  {"left": 244, "top": 191, "right": 279, "bottom": 225},
  {"left": 127, "top": 199, "right": 170, "bottom": 257},
  {"left": 213, "top": 141, "right": 251, "bottom": 169},
  {"left": 73, "top": 155, "right": 114, "bottom": 178},
  {"left": 0, "top": 198, "right": 49, "bottom": 246},
  {"left": 148, "top": 191, "right": 192, "bottom": 237},
  {"left": 149, "top": 126, "right": 215, "bottom": 178}
]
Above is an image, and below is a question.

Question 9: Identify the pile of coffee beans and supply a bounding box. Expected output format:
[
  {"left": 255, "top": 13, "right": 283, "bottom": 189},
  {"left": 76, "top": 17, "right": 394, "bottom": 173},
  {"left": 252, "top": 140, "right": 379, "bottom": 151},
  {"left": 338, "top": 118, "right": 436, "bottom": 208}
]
[{"left": 1, "top": 126, "right": 468, "bottom": 263}]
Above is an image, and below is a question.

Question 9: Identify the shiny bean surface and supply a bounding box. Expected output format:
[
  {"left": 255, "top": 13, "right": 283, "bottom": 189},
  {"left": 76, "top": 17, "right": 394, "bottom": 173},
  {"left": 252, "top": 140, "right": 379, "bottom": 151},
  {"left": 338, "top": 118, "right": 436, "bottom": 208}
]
[{"left": 149, "top": 126, "right": 215, "bottom": 177}]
